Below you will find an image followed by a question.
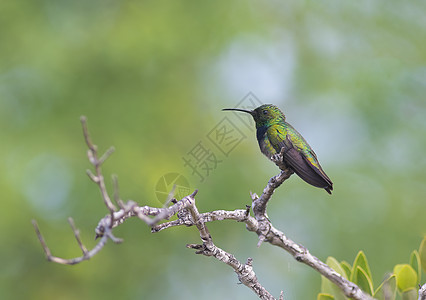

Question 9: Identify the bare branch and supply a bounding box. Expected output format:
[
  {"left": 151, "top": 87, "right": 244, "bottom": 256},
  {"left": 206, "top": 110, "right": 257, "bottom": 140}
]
[
  {"left": 185, "top": 195, "right": 277, "bottom": 300},
  {"left": 151, "top": 208, "right": 258, "bottom": 233},
  {"left": 248, "top": 153, "right": 373, "bottom": 300},
  {"left": 146, "top": 189, "right": 198, "bottom": 226},
  {"left": 151, "top": 219, "right": 186, "bottom": 232},
  {"left": 252, "top": 168, "right": 293, "bottom": 219},
  {"left": 93, "top": 194, "right": 196, "bottom": 238},
  {"left": 93, "top": 190, "right": 278, "bottom": 299},
  {"left": 33, "top": 117, "right": 376, "bottom": 299}
]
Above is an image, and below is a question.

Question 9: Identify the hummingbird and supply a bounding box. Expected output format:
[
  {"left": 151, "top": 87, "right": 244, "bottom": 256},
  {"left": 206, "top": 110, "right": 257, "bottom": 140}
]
[{"left": 223, "top": 104, "right": 333, "bottom": 194}]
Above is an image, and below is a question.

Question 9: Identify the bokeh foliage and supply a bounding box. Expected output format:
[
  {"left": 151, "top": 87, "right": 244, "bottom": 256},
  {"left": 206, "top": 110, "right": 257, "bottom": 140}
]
[
  {"left": 1, "top": 1, "right": 426, "bottom": 299},
  {"left": 319, "top": 237, "right": 426, "bottom": 299}
]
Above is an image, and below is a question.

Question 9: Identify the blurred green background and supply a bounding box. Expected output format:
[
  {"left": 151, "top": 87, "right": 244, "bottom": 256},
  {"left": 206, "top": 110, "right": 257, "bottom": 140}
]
[{"left": 2, "top": 1, "right": 426, "bottom": 299}]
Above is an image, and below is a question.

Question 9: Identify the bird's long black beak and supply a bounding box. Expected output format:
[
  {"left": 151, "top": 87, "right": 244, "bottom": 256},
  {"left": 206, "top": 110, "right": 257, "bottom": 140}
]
[{"left": 222, "top": 108, "right": 254, "bottom": 115}]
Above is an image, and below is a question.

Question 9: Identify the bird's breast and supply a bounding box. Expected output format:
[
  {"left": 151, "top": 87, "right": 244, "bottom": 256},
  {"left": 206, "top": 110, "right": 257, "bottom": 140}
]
[{"left": 256, "top": 125, "right": 276, "bottom": 158}]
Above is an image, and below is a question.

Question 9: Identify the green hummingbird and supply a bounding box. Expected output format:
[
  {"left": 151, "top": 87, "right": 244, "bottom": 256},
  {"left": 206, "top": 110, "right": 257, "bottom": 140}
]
[{"left": 223, "top": 104, "right": 333, "bottom": 194}]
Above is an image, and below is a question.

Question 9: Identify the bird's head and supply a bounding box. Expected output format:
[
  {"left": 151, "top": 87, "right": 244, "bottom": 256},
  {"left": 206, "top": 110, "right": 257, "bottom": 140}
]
[{"left": 222, "top": 104, "right": 285, "bottom": 128}]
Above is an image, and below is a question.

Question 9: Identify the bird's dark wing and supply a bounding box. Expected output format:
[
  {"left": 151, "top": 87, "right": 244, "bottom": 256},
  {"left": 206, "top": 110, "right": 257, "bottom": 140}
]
[
  {"left": 300, "top": 149, "right": 333, "bottom": 194},
  {"left": 305, "top": 149, "right": 333, "bottom": 185},
  {"left": 269, "top": 125, "right": 333, "bottom": 194}
]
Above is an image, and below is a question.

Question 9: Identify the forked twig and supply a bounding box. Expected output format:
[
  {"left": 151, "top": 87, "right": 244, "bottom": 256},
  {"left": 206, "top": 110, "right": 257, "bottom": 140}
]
[
  {"left": 32, "top": 219, "right": 112, "bottom": 265},
  {"left": 80, "top": 116, "right": 116, "bottom": 212}
]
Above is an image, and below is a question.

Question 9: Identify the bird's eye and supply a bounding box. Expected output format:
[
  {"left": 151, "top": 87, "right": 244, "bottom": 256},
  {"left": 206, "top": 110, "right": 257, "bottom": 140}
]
[{"left": 263, "top": 110, "right": 268, "bottom": 115}]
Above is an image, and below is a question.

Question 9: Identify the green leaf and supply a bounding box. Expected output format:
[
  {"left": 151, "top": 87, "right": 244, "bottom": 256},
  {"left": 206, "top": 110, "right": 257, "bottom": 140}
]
[
  {"left": 401, "top": 288, "right": 418, "bottom": 300},
  {"left": 393, "top": 264, "right": 418, "bottom": 292},
  {"left": 350, "top": 251, "right": 373, "bottom": 284},
  {"left": 373, "top": 275, "right": 396, "bottom": 300},
  {"left": 321, "top": 257, "right": 348, "bottom": 300},
  {"left": 353, "top": 266, "right": 374, "bottom": 295},
  {"left": 419, "top": 236, "right": 426, "bottom": 273},
  {"left": 409, "top": 250, "right": 421, "bottom": 285},
  {"left": 393, "top": 264, "right": 404, "bottom": 275},
  {"left": 340, "top": 261, "right": 352, "bottom": 279},
  {"left": 317, "top": 293, "right": 335, "bottom": 300}
]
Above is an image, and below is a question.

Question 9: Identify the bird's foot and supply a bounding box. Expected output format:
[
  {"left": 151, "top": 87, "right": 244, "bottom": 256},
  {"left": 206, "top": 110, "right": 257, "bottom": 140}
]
[{"left": 271, "top": 148, "right": 287, "bottom": 170}]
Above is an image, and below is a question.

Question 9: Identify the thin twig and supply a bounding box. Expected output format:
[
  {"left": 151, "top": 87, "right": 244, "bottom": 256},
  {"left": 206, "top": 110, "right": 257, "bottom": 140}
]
[
  {"left": 80, "top": 116, "right": 116, "bottom": 212},
  {"left": 32, "top": 219, "right": 52, "bottom": 259},
  {"left": 112, "top": 175, "right": 124, "bottom": 210},
  {"left": 32, "top": 219, "right": 110, "bottom": 265},
  {"left": 80, "top": 116, "right": 96, "bottom": 152},
  {"left": 98, "top": 146, "right": 115, "bottom": 165},
  {"left": 68, "top": 217, "right": 88, "bottom": 256}
]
